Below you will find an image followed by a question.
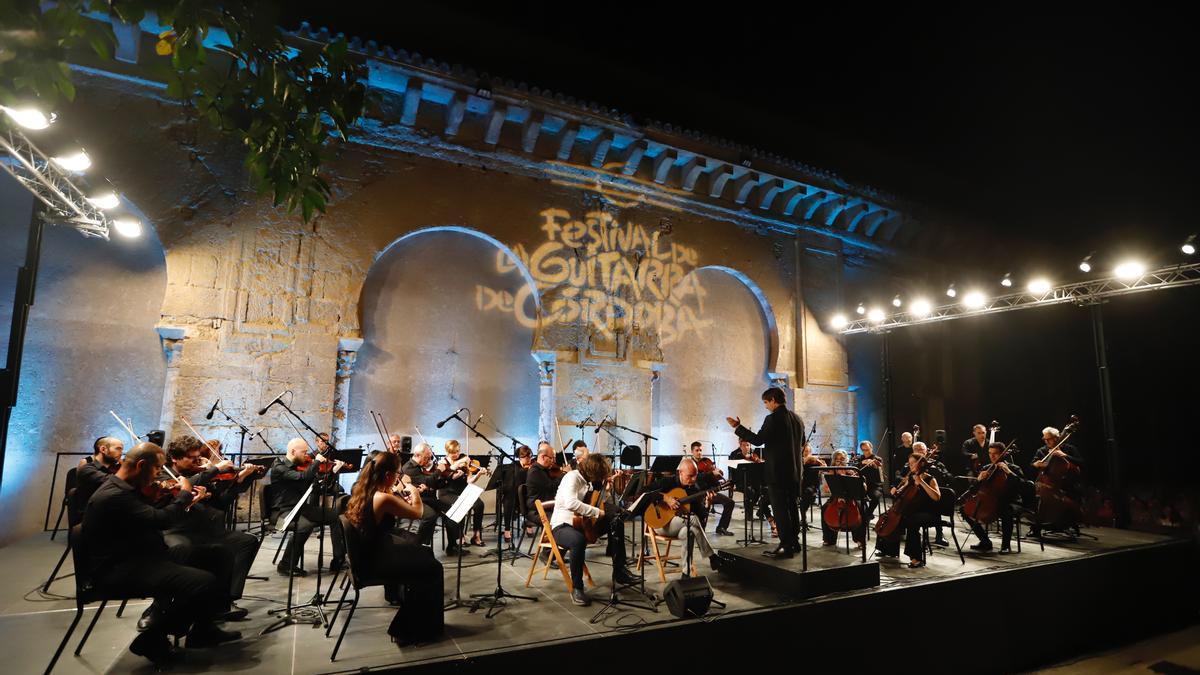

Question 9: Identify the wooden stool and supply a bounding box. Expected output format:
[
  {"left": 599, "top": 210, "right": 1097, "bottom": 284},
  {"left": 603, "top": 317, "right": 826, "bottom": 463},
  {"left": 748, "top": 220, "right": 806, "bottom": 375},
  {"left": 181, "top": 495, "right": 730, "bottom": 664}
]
[
  {"left": 525, "top": 500, "right": 594, "bottom": 594},
  {"left": 638, "top": 522, "right": 684, "bottom": 583}
]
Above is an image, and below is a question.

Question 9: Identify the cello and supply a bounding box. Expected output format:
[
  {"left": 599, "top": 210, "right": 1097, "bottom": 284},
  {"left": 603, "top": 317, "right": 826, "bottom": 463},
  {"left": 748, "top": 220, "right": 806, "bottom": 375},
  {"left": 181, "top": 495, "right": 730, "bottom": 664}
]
[
  {"left": 1035, "top": 416, "right": 1083, "bottom": 527},
  {"left": 959, "top": 439, "right": 1017, "bottom": 524},
  {"left": 821, "top": 461, "right": 864, "bottom": 533}
]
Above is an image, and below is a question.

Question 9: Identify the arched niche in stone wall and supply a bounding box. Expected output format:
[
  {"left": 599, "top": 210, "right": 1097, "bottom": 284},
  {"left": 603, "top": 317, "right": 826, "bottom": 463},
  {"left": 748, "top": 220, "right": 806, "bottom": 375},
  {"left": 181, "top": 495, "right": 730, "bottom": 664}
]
[
  {"left": 654, "top": 266, "right": 778, "bottom": 459},
  {"left": 0, "top": 177, "right": 168, "bottom": 543},
  {"left": 351, "top": 226, "right": 542, "bottom": 454}
]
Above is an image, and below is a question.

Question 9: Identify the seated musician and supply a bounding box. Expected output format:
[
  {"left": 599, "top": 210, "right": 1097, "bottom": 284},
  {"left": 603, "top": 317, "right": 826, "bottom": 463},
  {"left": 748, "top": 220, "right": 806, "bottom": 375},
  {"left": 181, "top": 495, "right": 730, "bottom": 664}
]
[
  {"left": 855, "top": 441, "right": 884, "bottom": 521},
  {"left": 878, "top": 453, "right": 942, "bottom": 568},
  {"left": 905, "top": 442, "right": 951, "bottom": 547},
  {"left": 963, "top": 442, "right": 1023, "bottom": 553},
  {"left": 83, "top": 442, "right": 241, "bottom": 665},
  {"left": 645, "top": 457, "right": 722, "bottom": 569},
  {"left": 728, "top": 438, "right": 762, "bottom": 462},
  {"left": 269, "top": 438, "right": 347, "bottom": 576},
  {"left": 156, "top": 436, "right": 261, "bottom": 621},
  {"left": 821, "top": 449, "right": 866, "bottom": 547},
  {"left": 502, "top": 444, "right": 534, "bottom": 540},
  {"left": 550, "top": 454, "right": 636, "bottom": 606},
  {"left": 961, "top": 424, "right": 989, "bottom": 477},
  {"left": 402, "top": 443, "right": 464, "bottom": 555},
  {"left": 525, "top": 442, "right": 563, "bottom": 531},
  {"left": 799, "top": 442, "right": 825, "bottom": 515},
  {"left": 345, "top": 452, "right": 444, "bottom": 644},
  {"left": 688, "top": 441, "right": 735, "bottom": 535},
  {"left": 73, "top": 436, "right": 124, "bottom": 523},
  {"left": 1029, "top": 426, "right": 1085, "bottom": 536},
  {"left": 729, "top": 438, "right": 773, "bottom": 533},
  {"left": 570, "top": 439, "right": 589, "bottom": 467},
  {"left": 439, "top": 439, "right": 486, "bottom": 547}
]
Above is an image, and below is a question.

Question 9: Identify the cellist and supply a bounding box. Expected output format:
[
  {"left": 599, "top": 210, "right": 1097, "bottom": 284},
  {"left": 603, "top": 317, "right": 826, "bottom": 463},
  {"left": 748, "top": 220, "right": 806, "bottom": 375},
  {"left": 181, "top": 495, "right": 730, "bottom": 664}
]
[
  {"left": 963, "top": 442, "right": 1023, "bottom": 553},
  {"left": 821, "top": 450, "right": 866, "bottom": 548},
  {"left": 877, "top": 453, "right": 942, "bottom": 568},
  {"left": 1029, "top": 426, "right": 1085, "bottom": 536}
]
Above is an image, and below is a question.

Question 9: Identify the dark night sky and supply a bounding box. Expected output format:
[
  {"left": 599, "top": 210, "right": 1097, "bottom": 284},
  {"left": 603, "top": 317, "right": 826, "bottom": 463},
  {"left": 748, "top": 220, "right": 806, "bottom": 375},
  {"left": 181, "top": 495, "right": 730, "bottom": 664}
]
[{"left": 280, "top": 4, "right": 1198, "bottom": 274}]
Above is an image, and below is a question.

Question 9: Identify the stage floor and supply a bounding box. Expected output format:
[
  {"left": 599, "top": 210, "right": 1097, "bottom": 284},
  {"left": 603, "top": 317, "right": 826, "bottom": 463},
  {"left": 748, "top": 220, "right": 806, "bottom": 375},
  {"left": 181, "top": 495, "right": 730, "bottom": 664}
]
[{"left": 1, "top": 516, "right": 1176, "bottom": 674}]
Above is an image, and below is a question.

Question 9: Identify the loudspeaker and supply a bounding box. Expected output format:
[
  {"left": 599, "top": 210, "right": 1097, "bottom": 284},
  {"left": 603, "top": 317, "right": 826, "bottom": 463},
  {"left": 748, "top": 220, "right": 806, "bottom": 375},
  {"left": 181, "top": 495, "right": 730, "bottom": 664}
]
[
  {"left": 401, "top": 436, "right": 412, "bottom": 453},
  {"left": 662, "top": 576, "right": 714, "bottom": 618}
]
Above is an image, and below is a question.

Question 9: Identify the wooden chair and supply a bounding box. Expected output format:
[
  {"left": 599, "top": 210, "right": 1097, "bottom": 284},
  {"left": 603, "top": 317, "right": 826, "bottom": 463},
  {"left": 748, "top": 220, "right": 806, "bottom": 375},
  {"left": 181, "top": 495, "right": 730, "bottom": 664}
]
[
  {"left": 525, "top": 500, "right": 593, "bottom": 594},
  {"left": 638, "top": 521, "right": 683, "bottom": 583}
]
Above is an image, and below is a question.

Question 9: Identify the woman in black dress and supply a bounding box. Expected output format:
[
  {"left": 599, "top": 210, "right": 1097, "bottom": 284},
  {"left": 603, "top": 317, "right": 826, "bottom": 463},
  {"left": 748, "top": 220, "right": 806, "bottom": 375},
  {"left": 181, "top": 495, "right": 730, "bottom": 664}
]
[{"left": 345, "top": 452, "right": 445, "bottom": 644}]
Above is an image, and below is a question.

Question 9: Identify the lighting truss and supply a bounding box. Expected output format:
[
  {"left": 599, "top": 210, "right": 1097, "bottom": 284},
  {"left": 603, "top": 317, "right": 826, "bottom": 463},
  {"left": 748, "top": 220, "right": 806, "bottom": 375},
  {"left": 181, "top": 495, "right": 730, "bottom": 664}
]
[
  {"left": 0, "top": 123, "right": 110, "bottom": 238},
  {"left": 840, "top": 262, "right": 1200, "bottom": 335}
]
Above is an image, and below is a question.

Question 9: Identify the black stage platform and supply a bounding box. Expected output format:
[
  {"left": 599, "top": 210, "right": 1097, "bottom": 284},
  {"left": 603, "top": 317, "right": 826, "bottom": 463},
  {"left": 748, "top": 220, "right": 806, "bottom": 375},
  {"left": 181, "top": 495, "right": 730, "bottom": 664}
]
[{"left": 3, "top": 516, "right": 1195, "bottom": 674}]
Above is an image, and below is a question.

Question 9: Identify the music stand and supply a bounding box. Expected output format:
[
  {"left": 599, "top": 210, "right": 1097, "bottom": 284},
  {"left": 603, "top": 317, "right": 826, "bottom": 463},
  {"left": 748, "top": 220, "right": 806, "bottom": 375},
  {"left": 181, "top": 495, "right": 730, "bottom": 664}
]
[
  {"left": 824, "top": 471, "right": 868, "bottom": 562},
  {"left": 729, "top": 460, "right": 765, "bottom": 546},
  {"left": 650, "top": 455, "right": 683, "bottom": 475},
  {"left": 589, "top": 491, "right": 658, "bottom": 623}
]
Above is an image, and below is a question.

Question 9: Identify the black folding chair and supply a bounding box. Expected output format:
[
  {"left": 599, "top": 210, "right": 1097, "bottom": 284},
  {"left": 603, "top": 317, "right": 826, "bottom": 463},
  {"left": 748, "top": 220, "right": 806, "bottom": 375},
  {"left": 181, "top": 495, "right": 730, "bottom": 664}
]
[
  {"left": 325, "top": 515, "right": 391, "bottom": 662},
  {"left": 46, "top": 525, "right": 146, "bottom": 675},
  {"left": 921, "top": 487, "right": 965, "bottom": 564}
]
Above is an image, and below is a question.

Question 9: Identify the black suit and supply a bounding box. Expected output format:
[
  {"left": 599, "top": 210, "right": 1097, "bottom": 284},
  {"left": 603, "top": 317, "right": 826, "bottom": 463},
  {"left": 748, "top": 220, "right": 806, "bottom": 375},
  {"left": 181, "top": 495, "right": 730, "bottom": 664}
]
[
  {"left": 164, "top": 465, "right": 260, "bottom": 600},
  {"left": 735, "top": 405, "right": 805, "bottom": 550},
  {"left": 269, "top": 457, "right": 345, "bottom": 568}
]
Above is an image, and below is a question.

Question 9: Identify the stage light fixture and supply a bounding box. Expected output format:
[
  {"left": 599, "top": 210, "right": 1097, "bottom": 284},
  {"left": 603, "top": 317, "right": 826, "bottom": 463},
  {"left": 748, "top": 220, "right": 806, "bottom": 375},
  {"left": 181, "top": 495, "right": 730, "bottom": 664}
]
[
  {"left": 51, "top": 150, "right": 91, "bottom": 173},
  {"left": 910, "top": 298, "right": 932, "bottom": 317},
  {"left": 867, "top": 308, "right": 885, "bottom": 323},
  {"left": 946, "top": 283, "right": 957, "bottom": 298},
  {"left": 1028, "top": 278, "right": 1052, "bottom": 294},
  {"left": 856, "top": 304, "right": 865, "bottom": 315},
  {"left": 87, "top": 191, "right": 120, "bottom": 210},
  {"left": 112, "top": 218, "right": 143, "bottom": 238},
  {"left": 892, "top": 295, "right": 902, "bottom": 307},
  {"left": 1000, "top": 273, "right": 1012, "bottom": 287},
  {"left": 1183, "top": 235, "right": 1196, "bottom": 255},
  {"left": 963, "top": 291, "right": 986, "bottom": 309},
  {"left": 1078, "top": 254, "right": 1093, "bottom": 273},
  {"left": 1114, "top": 260, "right": 1145, "bottom": 280},
  {"left": 0, "top": 105, "right": 55, "bottom": 130},
  {"left": 830, "top": 314, "right": 848, "bottom": 329}
]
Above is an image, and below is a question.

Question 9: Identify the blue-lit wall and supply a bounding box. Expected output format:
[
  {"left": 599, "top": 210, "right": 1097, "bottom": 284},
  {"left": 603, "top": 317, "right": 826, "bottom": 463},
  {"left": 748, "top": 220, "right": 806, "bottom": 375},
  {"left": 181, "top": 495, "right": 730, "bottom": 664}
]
[{"left": 0, "top": 174, "right": 168, "bottom": 543}]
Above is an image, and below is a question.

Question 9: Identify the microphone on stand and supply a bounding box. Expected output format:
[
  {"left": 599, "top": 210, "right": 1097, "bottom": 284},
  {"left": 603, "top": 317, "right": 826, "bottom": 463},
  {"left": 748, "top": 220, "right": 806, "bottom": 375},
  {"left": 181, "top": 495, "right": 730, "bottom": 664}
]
[
  {"left": 205, "top": 399, "right": 220, "bottom": 420},
  {"left": 594, "top": 415, "right": 608, "bottom": 435},
  {"left": 576, "top": 415, "right": 593, "bottom": 430},
  {"left": 257, "top": 390, "right": 287, "bottom": 416},
  {"left": 472, "top": 413, "right": 485, "bottom": 435},
  {"left": 435, "top": 407, "right": 467, "bottom": 429}
]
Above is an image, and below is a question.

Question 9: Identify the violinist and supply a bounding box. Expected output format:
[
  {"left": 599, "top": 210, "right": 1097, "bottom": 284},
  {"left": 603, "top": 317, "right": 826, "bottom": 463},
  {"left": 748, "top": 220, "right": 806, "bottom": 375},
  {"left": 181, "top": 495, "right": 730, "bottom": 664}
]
[
  {"left": 1029, "top": 426, "right": 1085, "bottom": 536},
  {"left": 963, "top": 442, "right": 1023, "bottom": 553},
  {"left": 157, "top": 436, "right": 260, "bottom": 621},
  {"left": 728, "top": 438, "right": 762, "bottom": 462},
  {"left": 269, "top": 438, "right": 347, "bottom": 576},
  {"left": 799, "top": 442, "right": 826, "bottom": 514},
  {"left": 729, "top": 438, "right": 774, "bottom": 535},
  {"left": 822, "top": 450, "right": 866, "bottom": 547},
  {"left": 73, "top": 436, "right": 124, "bottom": 523},
  {"left": 854, "top": 441, "right": 884, "bottom": 521},
  {"left": 402, "top": 443, "right": 464, "bottom": 555},
  {"left": 644, "top": 457, "right": 722, "bottom": 569},
  {"left": 550, "top": 454, "right": 637, "bottom": 606},
  {"left": 345, "top": 451, "right": 444, "bottom": 644},
  {"left": 878, "top": 453, "right": 942, "bottom": 568},
  {"left": 83, "top": 442, "right": 240, "bottom": 665},
  {"left": 961, "top": 424, "right": 989, "bottom": 477},
  {"left": 689, "top": 441, "right": 735, "bottom": 535},
  {"left": 440, "top": 440, "right": 486, "bottom": 547}
]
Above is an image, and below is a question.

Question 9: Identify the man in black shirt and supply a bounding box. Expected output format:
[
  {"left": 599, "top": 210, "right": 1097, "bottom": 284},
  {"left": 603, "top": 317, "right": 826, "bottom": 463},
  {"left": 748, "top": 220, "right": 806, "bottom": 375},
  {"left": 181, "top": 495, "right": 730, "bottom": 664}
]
[
  {"left": 525, "top": 442, "right": 562, "bottom": 520},
  {"left": 83, "top": 443, "right": 240, "bottom": 665},
  {"left": 855, "top": 440, "right": 884, "bottom": 521},
  {"left": 644, "top": 458, "right": 720, "bottom": 570},
  {"left": 1028, "top": 426, "right": 1085, "bottom": 535},
  {"left": 688, "top": 441, "right": 734, "bottom": 534},
  {"left": 402, "top": 443, "right": 463, "bottom": 555},
  {"left": 961, "top": 424, "right": 989, "bottom": 477},
  {"left": 269, "top": 438, "right": 347, "bottom": 576},
  {"left": 893, "top": 431, "right": 914, "bottom": 485},
  {"left": 963, "top": 442, "right": 1024, "bottom": 552},
  {"left": 73, "top": 436, "right": 124, "bottom": 524},
  {"left": 727, "top": 387, "right": 805, "bottom": 558}
]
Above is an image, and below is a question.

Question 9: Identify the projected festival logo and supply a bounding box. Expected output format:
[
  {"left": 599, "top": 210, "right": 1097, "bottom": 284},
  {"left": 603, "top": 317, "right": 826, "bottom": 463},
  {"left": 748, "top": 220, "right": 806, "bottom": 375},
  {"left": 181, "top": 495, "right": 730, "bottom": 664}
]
[{"left": 475, "top": 208, "right": 710, "bottom": 346}]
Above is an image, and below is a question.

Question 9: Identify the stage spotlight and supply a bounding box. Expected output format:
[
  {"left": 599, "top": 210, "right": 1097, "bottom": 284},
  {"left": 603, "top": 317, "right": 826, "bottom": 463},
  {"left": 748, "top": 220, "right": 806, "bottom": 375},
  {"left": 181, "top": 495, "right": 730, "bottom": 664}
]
[
  {"left": 830, "top": 314, "right": 848, "bottom": 329},
  {"left": 1183, "top": 235, "right": 1196, "bottom": 255},
  {"left": 1000, "top": 273, "right": 1012, "bottom": 287},
  {"left": 0, "top": 105, "right": 55, "bottom": 130},
  {"left": 87, "top": 192, "right": 120, "bottom": 210},
  {"left": 945, "top": 283, "right": 957, "bottom": 298},
  {"left": 855, "top": 304, "right": 865, "bottom": 315},
  {"left": 867, "top": 308, "right": 885, "bottom": 323},
  {"left": 1114, "top": 260, "right": 1145, "bottom": 280},
  {"left": 910, "top": 298, "right": 932, "bottom": 317},
  {"left": 1028, "top": 278, "right": 1052, "bottom": 294},
  {"left": 52, "top": 150, "right": 91, "bottom": 173},
  {"left": 963, "top": 291, "right": 986, "bottom": 309},
  {"left": 892, "top": 295, "right": 902, "bottom": 308},
  {"left": 1078, "top": 254, "right": 1093, "bottom": 273},
  {"left": 112, "top": 218, "right": 143, "bottom": 238}
]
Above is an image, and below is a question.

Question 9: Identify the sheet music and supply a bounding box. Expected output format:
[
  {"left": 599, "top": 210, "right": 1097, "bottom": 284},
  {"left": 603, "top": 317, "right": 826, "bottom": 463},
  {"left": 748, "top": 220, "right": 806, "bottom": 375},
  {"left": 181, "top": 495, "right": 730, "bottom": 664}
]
[
  {"left": 446, "top": 483, "right": 484, "bottom": 523},
  {"left": 279, "top": 482, "right": 315, "bottom": 533}
]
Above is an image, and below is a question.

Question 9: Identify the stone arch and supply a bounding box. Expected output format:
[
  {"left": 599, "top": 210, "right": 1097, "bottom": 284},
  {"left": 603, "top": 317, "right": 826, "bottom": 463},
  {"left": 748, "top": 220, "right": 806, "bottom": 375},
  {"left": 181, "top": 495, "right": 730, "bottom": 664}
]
[
  {"left": 351, "top": 226, "right": 544, "bottom": 453},
  {"left": 687, "top": 265, "right": 781, "bottom": 374}
]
